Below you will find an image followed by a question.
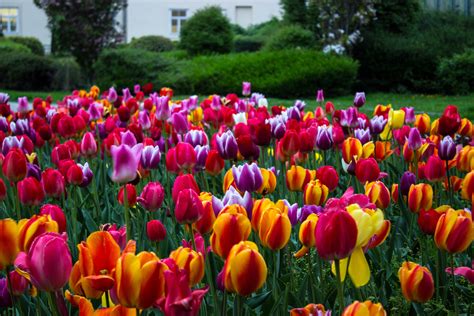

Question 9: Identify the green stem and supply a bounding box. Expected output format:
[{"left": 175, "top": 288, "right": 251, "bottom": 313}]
[
  {"left": 221, "top": 290, "right": 227, "bottom": 316},
  {"left": 233, "top": 295, "right": 243, "bottom": 316},
  {"left": 450, "top": 254, "right": 459, "bottom": 315},
  {"left": 13, "top": 184, "right": 21, "bottom": 220},
  {"left": 123, "top": 184, "right": 131, "bottom": 241},
  {"left": 47, "top": 292, "right": 59, "bottom": 316},
  {"left": 334, "top": 259, "right": 345, "bottom": 313},
  {"left": 306, "top": 253, "right": 315, "bottom": 302}
]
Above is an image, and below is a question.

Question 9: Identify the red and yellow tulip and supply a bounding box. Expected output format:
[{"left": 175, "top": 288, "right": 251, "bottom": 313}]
[{"left": 398, "top": 261, "right": 434, "bottom": 303}]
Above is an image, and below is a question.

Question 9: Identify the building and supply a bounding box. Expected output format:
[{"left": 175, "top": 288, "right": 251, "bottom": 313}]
[{"left": 0, "top": 0, "right": 281, "bottom": 52}]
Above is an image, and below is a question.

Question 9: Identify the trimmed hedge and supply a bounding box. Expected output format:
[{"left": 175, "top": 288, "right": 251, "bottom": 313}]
[
  {"left": 129, "top": 35, "right": 174, "bottom": 53},
  {"left": 7, "top": 36, "right": 45, "bottom": 55},
  {"left": 0, "top": 40, "right": 32, "bottom": 54},
  {"left": 93, "top": 48, "right": 174, "bottom": 89},
  {"left": 161, "top": 50, "right": 358, "bottom": 98},
  {"left": 264, "top": 25, "right": 315, "bottom": 51},
  {"left": 234, "top": 35, "right": 264, "bottom": 52},
  {"left": 52, "top": 57, "right": 85, "bottom": 91},
  {"left": 438, "top": 50, "right": 474, "bottom": 95}
]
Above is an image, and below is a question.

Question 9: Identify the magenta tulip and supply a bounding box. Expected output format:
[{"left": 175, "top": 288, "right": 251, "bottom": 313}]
[{"left": 110, "top": 144, "right": 143, "bottom": 183}]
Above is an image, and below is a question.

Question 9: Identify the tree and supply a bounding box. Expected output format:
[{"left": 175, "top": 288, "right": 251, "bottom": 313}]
[
  {"left": 370, "top": 0, "right": 420, "bottom": 33},
  {"left": 280, "top": 0, "right": 308, "bottom": 26},
  {"left": 34, "top": 0, "right": 124, "bottom": 79}
]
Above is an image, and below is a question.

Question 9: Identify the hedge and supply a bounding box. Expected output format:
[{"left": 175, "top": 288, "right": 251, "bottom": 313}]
[
  {"left": 0, "top": 40, "right": 32, "bottom": 54},
  {"left": 52, "top": 57, "right": 85, "bottom": 91},
  {"left": 129, "top": 35, "right": 174, "bottom": 53},
  {"left": 7, "top": 36, "right": 45, "bottom": 56},
  {"left": 438, "top": 50, "right": 474, "bottom": 95},
  {"left": 160, "top": 50, "right": 358, "bottom": 98}
]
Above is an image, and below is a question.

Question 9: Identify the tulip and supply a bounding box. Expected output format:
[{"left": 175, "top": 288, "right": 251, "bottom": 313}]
[
  {"left": 415, "top": 113, "right": 431, "bottom": 134},
  {"left": 316, "top": 166, "right": 339, "bottom": 192},
  {"left": 118, "top": 184, "right": 137, "bottom": 207},
  {"left": 365, "top": 181, "right": 390, "bottom": 209},
  {"left": 355, "top": 158, "right": 380, "bottom": 184},
  {"left": 342, "top": 137, "right": 363, "bottom": 164},
  {"left": 211, "top": 208, "right": 251, "bottom": 258},
  {"left": 232, "top": 163, "right": 263, "bottom": 193},
  {"left": 438, "top": 136, "right": 456, "bottom": 161},
  {"left": 316, "top": 89, "right": 324, "bottom": 103},
  {"left": 398, "top": 261, "right": 434, "bottom": 303},
  {"left": 461, "top": 170, "right": 474, "bottom": 203},
  {"left": 457, "top": 118, "right": 473, "bottom": 136},
  {"left": 434, "top": 209, "right": 473, "bottom": 254},
  {"left": 18, "top": 215, "right": 59, "bottom": 252},
  {"left": 110, "top": 143, "right": 143, "bottom": 183},
  {"left": 294, "top": 214, "right": 318, "bottom": 258},
  {"left": 172, "top": 174, "right": 200, "bottom": 203},
  {"left": 400, "top": 171, "right": 416, "bottom": 196},
  {"left": 316, "top": 209, "right": 358, "bottom": 261},
  {"left": 175, "top": 142, "right": 197, "bottom": 171},
  {"left": 2, "top": 148, "right": 27, "bottom": 182},
  {"left": 438, "top": 105, "right": 461, "bottom": 136},
  {"left": 0, "top": 219, "right": 19, "bottom": 271},
  {"left": 216, "top": 131, "right": 238, "bottom": 160},
  {"left": 417, "top": 206, "right": 449, "bottom": 235},
  {"left": 175, "top": 189, "right": 204, "bottom": 224},
  {"left": 205, "top": 149, "right": 225, "bottom": 176},
  {"left": 446, "top": 262, "right": 474, "bottom": 285},
  {"left": 194, "top": 192, "right": 216, "bottom": 234},
  {"left": 140, "top": 145, "right": 161, "bottom": 169},
  {"left": 170, "top": 112, "right": 189, "bottom": 134},
  {"left": 389, "top": 109, "right": 405, "bottom": 130},
  {"left": 258, "top": 207, "right": 291, "bottom": 250},
  {"left": 370, "top": 116, "right": 387, "bottom": 135},
  {"left": 66, "top": 164, "right": 83, "bottom": 186},
  {"left": 15, "top": 232, "right": 72, "bottom": 292},
  {"left": 138, "top": 182, "right": 165, "bottom": 212},
  {"left": 212, "top": 186, "right": 253, "bottom": 217},
  {"left": 169, "top": 246, "right": 205, "bottom": 286},
  {"left": 80, "top": 132, "right": 97, "bottom": 157},
  {"left": 342, "top": 300, "right": 386, "bottom": 316},
  {"left": 291, "top": 304, "right": 330, "bottom": 316},
  {"left": 146, "top": 219, "right": 167, "bottom": 242},
  {"left": 242, "top": 81, "right": 251, "bottom": 96},
  {"left": 39, "top": 204, "right": 66, "bottom": 233},
  {"left": 17, "top": 177, "right": 45, "bottom": 206},
  {"left": 407, "top": 128, "right": 422, "bottom": 150},
  {"left": 222, "top": 241, "right": 267, "bottom": 296},
  {"left": 154, "top": 96, "right": 170, "bottom": 121},
  {"left": 0, "top": 179, "right": 5, "bottom": 201},
  {"left": 456, "top": 145, "right": 474, "bottom": 172},
  {"left": 280, "top": 130, "right": 300, "bottom": 157},
  {"left": 424, "top": 156, "right": 446, "bottom": 182},
  {"left": 353, "top": 92, "right": 366, "bottom": 108},
  {"left": 316, "top": 125, "right": 333, "bottom": 150},
  {"left": 304, "top": 179, "right": 329, "bottom": 206},
  {"left": 114, "top": 251, "right": 168, "bottom": 309},
  {"left": 286, "top": 165, "right": 312, "bottom": 192},
  {"left": 408, "top": 183, "right": 433, "bottom": 213}
]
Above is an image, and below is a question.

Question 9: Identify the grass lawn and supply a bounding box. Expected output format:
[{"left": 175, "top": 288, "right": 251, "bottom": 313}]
[{"left": 3, "top": 89, "right": 473, "bottom": 119}]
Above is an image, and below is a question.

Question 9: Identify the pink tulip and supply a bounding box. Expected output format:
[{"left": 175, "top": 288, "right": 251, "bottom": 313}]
[
  {"left": 80, "top": 132, "right": 97, "bottom": 157},
  {"left": 110, "top": 144, "right": 143, "bottom": 183},
  {"left": 138, "top": 182, "right": 165, "bottom": 211},
  {"left": 446, "top": 261, "right": 474, "bottom": 284},
  {"left": 175, "top": 189, "right": 203, "bottom": 224},
  {"left": 15, "top": 233, "right": 72, "bottom": 292}
]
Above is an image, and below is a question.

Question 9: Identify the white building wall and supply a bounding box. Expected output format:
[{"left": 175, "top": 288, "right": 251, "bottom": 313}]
[
  {"left": 1, "top": 0, "right": 52, "bottom": 52},
  {"left": 126, "top": 0, "right": 281, "bottom": 42}
]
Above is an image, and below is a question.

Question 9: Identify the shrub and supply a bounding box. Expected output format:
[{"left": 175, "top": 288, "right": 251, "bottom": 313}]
[
  {"left": 0, "top": 52, "right": 56, "bottom": 90},
  {"left": 438, "top": 50, "right": 474, "bottom": 95},
  {"left": 93, "top": 48, "right": 174, "bottom": 89},
  {"left": 179, "top": 6, "right": 233, "bottom": 56},
  {"left": 161, "top": 50, "right": 358, "bottom": 98},
  {"left": 129, "top": 35, "right": 174, "bottom": 53},
  {"left": 51, "top": 57, "right": 85, "bottom": 90},
  {"left": 264, "top": 25, "right": 315, "bottom": 51},
  {"left": 0, "top": 40, "right": 32, "bottom": 54},
  {"left": 7, "top": 36, "right": 45, "bottom": 55},
  {"left": 234, "top": 36, "right": 264, "bottom": 52}
]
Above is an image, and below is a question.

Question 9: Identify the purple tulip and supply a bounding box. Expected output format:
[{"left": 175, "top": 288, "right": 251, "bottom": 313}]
[
  {"left": 14, "top": 233, "right": 72, "bottom": 292},
  {"left": 211, "top": 95, "right": 221, "bottom": 111},
  {"left": 357, "top": 117, "right": 369, "bottom": 129},
  {"left": 283, "top": 200, "right": 299, "bottom": 226},
  {"left": 138, "top": 111, "right": 151, "bottom": 130},
  {"left": 154, "top": 95, "right": 170, "bottom": 121},
  {"left": 340, "top": 107, "right": 359, "bottom": 128},
  {"left": 0, "top": 278, "right": 12, "bottom": 308},
  {"left": 232, "top": 163, "right": 263, "bottom": 193},
  {"left": 316, "top": 125, "right": 333, "bottom": 150},
  {"left": 88, "top": 102, "right": 103, "bottom": 121},
  {"left": 370, "top": 115, "right": 387, "bottom": 135},
  {"left": 2, "top": 136, "right": 24, "bottom": 155},
  {"left": 439, "top": 135, "right": 456, "bottom": 161},
  {"left": 212, "top": 186, "right": 253, "bottom": 218},
  {"left": 242, "top": 82, "right": 251, "bottom": 96},
  {"left": 267, "top": 117, "right": 286, "bottom": 139},
  {"left": 407, "top": 127, "right": 422, "bottom": 150},
  {"left": 184, "top": 130, "right": 208, "bottom": 147},
  {"left": 122, "top": 88, "right": 132, "bottom": 102},
  {"left": 403, "top": 107, "right": 415, "bottom": 124},
  {"left": 298, "top": 205, "right": 323, "bottom": 223},
  {"left": 120, "top": 130, "right": 137, "bottom": 147},
  {"left": 189, "top": 95, "right": 199, "bottom": 110},
  {"left": 17, "top": 97, "right": 29, "bottom": 114},
  {"left": 10, "top": 119, "right": 29, "bottom": 136},
  {"left": 141, "top": 145, "right": 161, "bottom": 169},
  {"left": 353, "top": 92, "right": 366, "bottom": 108},
  {"left": 294, "top": 100, "right": 306, "bottom": 112},
  {"left": 0, "top": 93, "right": 10, "bottom": 104},
  {"left": 134, "top": 84, "right": 141, "bottom": 94},
  {"left": 108, "top": 87, "right": 118, "bottom": 103},
  {"left": 250, "top": 93, "right": 265, "bottom": 105},
  {"left": 216, "top": 130, "right": 238, "bottom": 160},
  {"left": 316, "top": 89, "right": 324, "bottom": 103},
  {"left": 354, "top": 128, "right": 371, "bottom": 144},
  {"left": 400, "top": 171, "right": 416, "bottom": 196},
  {"left": 286, "top": 106, "right": 301, "bottom": 121},
  {"left": 235, "top": 100, "right": 247, "bottom": 113},
  {"left": 26, "top": 163, "right": 42, "bottom": 181},
  {"left": 195, "top": 145, "right": 209, "bottom": 171},
  {"left": 101, "top": 224, "right": 127, "bottom": 250},
  {"left": 170, "top": 112, "right": 189, "bottom": 134},
  {"left": 110, "top": 143, "right": 143, "bottom": 183},
  {"left": 0, "top": 117, "right": 8, "bottom": 132},
  {"left": 79, "top": 162, "right": 93, "bottom": 187}
]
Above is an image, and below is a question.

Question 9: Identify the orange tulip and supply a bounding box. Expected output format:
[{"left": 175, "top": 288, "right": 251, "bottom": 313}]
[
  {"left": 342, "top": 300, "right": 387, "bottom": 316},
  {"left": 222, "top": 168, "right": 235, "bottom": 192},
  {"left": 365, "top": 181, "right": 390, "bottom": 209},
  {"left": 193, "top": 192, "right": 216, "bottom": 235},
  {"left": 434, "top": 209, "right": 474, "bottom": 254},
  {"left": 374, "top": 141, "right": 393, "bottom": 162},
  {"left": 391, "top": 184, "right": 399, "bottom": 203},
  {"left": 210, "top": 208, "right": 251, "bottom": 258},
  {"left": 303, "top": 180, "right": 329, "bottom": 206},
  {"left": 415, "top": 113, "right": 431, "bottom": 134},
  {"left": 398, "top": 261, "right": 434, "bottom": 303},
  {"left": 407, "top": 184, "right": 433, "bottom": 213},
  {"left": 114, "top": 251, "right": 168, "bottom": 309},
  {"left": 66, "top": 290, "right": 136, "bottom": 316},
  {"left": 257, "top": 168, "right": 277, "bottom": 195},
  {"left": 222, "top": 241, "right": 267, "bottom": 296},
  {"left": 169, "top": 246, "right": 205, "bottom": 286},
  {"left": 290, "top": 304, "right": 330, "bottom": 316},
  {"left": 258, "top": 207, "right": 291, "bottom": 250},
  {"left": 458, "top": 118, "right": 473, "bottom": 137},
  {"left": 461, "top": 170, "right": 474, "bottom": 202},
  {"left": 294, "top": 214, "right": 319, "bottom": 258},
  {"left": 286, "top": 165, "right": 312, "bottom": 191},
  {"left": 69, "top": 231, "right": 123, "bottom": 299},
  {"left": 456, "top": 145, "right": 474, "bottom": 172},
  {"left": 18, "top": 214, "right": 59, "bottom": 251},
  {"left": 0, "top": 219, "right": 19, "bottom": 270},
  {"left": 342, "top": 137, "right": 363, "bottom": 164}
]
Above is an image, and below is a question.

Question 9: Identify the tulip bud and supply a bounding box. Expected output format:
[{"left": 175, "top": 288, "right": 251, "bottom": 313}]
[
  {"left": 461, "top": 170, "right": 474, "bottom": 203},
  {"left": 365, "top": 181, "right": 390, "bottom": 209},
  {"left": 41, "top": 168, "right": 65, "bottom": 199},
  {"left": 342, "top": 137, "right": 363, "bottom": 164},
  {"left": 407, "top": 128, "right": 422, "bottom": 150},
  {"left": 80, "top": 132, "right": 97, "bottom": 157},
  {"left": 398, "top": 261, "right": 434, "bottom": 303},
  {"left": 286, "top": 165, "right": 312, "bottom": 192},
  {"left": 2, "top": 148, "right": 27, "bottom": 182},
  {"left": 172, "top": 174, "right": 200, "bottom": 203},
  {"left": 175, "top": 142, "right": 197, "bottom": 171},
  {"left": 118, "top": 184, "right": 137, "bottom": 207},
  {"left": 434, "top": 209, "right": 474, "bottom": 254},
  {"left": 17, "top": 177, "right": 44, "bottom": 206},
  {"left": 169, "top": 246, "right": 205, "bottom": 287},
  {"left": 194, "top": 192, "right": 216, "bottom": 235},
  {"left": 211, "top": 209, "right": 251, "bottom": 259},
  {"left": 138, "top": 182, "right": 165, "bottom": 212},
  {"left": 355, "top": 158, "right": 380, "bottom": 184},
  {"left": 39, "top": 204, "right": 67, "bottom": 233},
  {"left": 66, "top": 164, "right": 83, "bottom": 186},
  {"left": 294, "top": 214, "right": 318, "bottom": 258},
  {"left": 242, "top": 82, "right": 251, "bottom": 96},
  {"left": 175, "top": 189, "right": 204, "bottom": 224},
  {"left": 110, "top": 144, "right": 142, "bottom": 183},
  {"left": 438, "top": 105, "right": 461, "bottom": 136},
  {"left": 304, "top": 180, "right": 329, "bottom": 206},
  {"left": 408, "top": 183, "right": 433, "bottom": 213},
  {"left": 146, "top": 219, "right": 167, "bottom": 242},
  {"left": 316, "top": 166, "right": 339, "bottom": 192},
  {"left": 205, "top": 149, "right": 225, "bottom": 176},
  {"left": 353, "top": 92, "right": 366, "bottom": 108},
  {"left": 258, "top": 208, "right": 291, "bottom": 250},
  {"left": 424, "top": 156, "right": 446, "bottom": 182},
  {"left": 400, "top": 171, "right": 416, "bottom": 196},
  {"left": 438, "top": 136, "right": 456, "bottom": 161},
  {"left": 316, "top": 125, "right": 333, "bottom": 150},
  {"left": 232, "top": 163, "right": 263, "bottom": 193},
  {"left": 342, "top": 300, "right": 387, "bottom": 316}
]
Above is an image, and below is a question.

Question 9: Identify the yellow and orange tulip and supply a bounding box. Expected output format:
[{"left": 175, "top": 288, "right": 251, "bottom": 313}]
[
  {"left": 434, "top": 208, "right": 473, "bottom": 254},
  {"left": 342, "top": 300, "right": 387, "bottom": 316},
  {"left": 294, "top": 214, "right": 318, "bottom": 258},
  {"left": 210, "top": 208, "right": 251, "bottom": 258},
  {"left": 342, "top": 137, "right": 363, "bottom": 164},
  {"left": 18, "top": 214, "right": 59, "bottom": 251},
  {"left": 407, "top": 184, "right": 433, "bottom": 213},
  {"left": 193, "top": 192, "right": 216, "bottom": 235},
  {"left": 258, "top": 207, "right": 291, "bottom": 250},
  {"left": 365, "top": 181, "right": 390, "bottom": 209},
  {"left": 0, "top": 218, "right": 19, "bottom": 270},
  {"left": 398, "top": 261, "right": 434, "bottom": 303},
  {"left": 169, "top": 246, "right": 205, "bottom": 287},
  {"left": 286, "top": 165, "right": 312, "bottom": 191},
  {"left": 303, "top": 179, "right": 329, "bottom": 206},
  {"left": 257, "top": 168, "right": 277, "bottom": 195}
]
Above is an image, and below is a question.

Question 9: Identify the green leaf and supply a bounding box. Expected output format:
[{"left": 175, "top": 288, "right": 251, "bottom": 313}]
[{"left": 245, "top": 291, "right": 272, "bottom": 309}]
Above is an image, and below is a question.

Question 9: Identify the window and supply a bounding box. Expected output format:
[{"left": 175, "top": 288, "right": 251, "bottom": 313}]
[
  {"left": 170, "top": 9, "right": 187, "bottom": 34},
  {"left": 0, "top": 7, "right": 19, "bottom": 35}
]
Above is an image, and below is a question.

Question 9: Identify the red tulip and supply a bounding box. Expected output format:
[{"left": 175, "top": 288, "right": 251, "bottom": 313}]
[
  {"left": 0, "top": 178, "right": 6, "bottom": 201},
  {"left": 175, "top": 189, "right": 204, "bottom": 224},
  {"left": 41, "top": 168, "right": 65, "bottom": 198},
  {"left": 66, "top": 164, "right": 83, "bottom": 186},
  {"left": 51, "top": 144, "right": 71, "bottom": 166},
  {"left": 57, "top": 115, "right": 75, "bottom": 138},
  {"left": 172, "top": 174, "right": 200, "bottom": 203},
  {"left": 2, "top": 148, "right": 27, "bottom": 182},
  {"left": 80, "top": 132, "right": 98, "bottom": 157},
  {"left": 205, "top": 149, "right": 224, "bottom": 176},
  {"left": 424, "top": 156, "right": 446, "bottom": 182},
  {"left": 355, "top": 158, "right": 380, "bottom": 183},
  {"left": 118, "top": 184, "right": 137, "bottom": 207},
  {"left": 17, "top": 177, "right": 45, "bottom": 206},
  {"left": 138, "top": 182, "right": 165, "bottom": 212},
  {"left": 175, "top": 142, "right": 197, "bottom": 171},
  {"left": 417, "top": 206, "right": 448, "bottom": 235},
  {"left": 280, "top": 130, "right": 300, "bottom": 157},
  {"left": 40, "top": 204, "right": 67, "bottom": 233},
  {"left": 316, "top": 166, "right": 339, "bottom": 191},
  {"left": 146, "top": 220, "right": 167, "bottom": 242},
  {"left": 438, "top": 105, "right": 461, "bottom": 136}
]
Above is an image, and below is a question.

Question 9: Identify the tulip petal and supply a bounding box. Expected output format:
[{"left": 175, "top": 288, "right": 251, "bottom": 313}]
[{"left": 348, "top": 247, "right": 371, "bottom": 287}]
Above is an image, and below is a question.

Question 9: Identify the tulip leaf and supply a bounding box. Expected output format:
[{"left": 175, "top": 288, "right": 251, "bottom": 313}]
[
  {"left": 81, "top": 207, "right": 99, "bottom": 232},
  {"left": 245, "top": 290, "right": 272, "bottom": 309}
]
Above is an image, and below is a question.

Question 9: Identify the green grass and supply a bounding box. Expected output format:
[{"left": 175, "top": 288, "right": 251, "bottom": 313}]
[{"left": 3, "top": 89, "right": 473, "bottom": 119}]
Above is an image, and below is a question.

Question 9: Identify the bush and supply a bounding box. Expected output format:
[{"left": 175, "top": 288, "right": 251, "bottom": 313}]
[
  {"left": 0, "top": 40, "right": 32, "bottom": 54},
  {"left": 179, "top": 6, "right": 233, "bottom": 56},
  {"left": 369, "top": 0, "right": 420, "bottom": 33},
  {"left": 129, "top": 35, "right": 174, "bottom": 53},
  {"left": 93, "top": 48, "right": 174, "bottom": 89},
  {"left": 161, "top": 50, "right": 358, "bottom": 98},
  {"left": 51, "top": 57, "right": 85, "bottom": 90},
  {"left": 0, "top": 52, "right": 56, "bottom": 90},
  {"left": 438, "top": 50, "right": 474, "bottom": 95},
  {"left": 234, "top": 35, "right": 264, "bottom": 52},
  {"left": 264, "top": 25, "right": 315, "bottom": 51},
  {"left": 7, "top": 36, "right": 45, "bottom": 55},
  {"left": 354, "top": 11, "right": 474, "bottom": 92}
]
